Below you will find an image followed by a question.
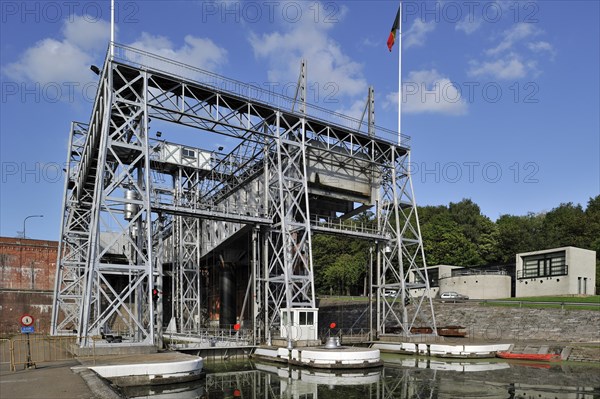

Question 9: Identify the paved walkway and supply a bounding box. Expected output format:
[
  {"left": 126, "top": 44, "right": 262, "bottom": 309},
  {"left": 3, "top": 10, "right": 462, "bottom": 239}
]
[
  {"left": 0, "top": 352, "right": 203, "bottom": 399},
  {"left": 0, "top": 360, "right": 120, "bottom": 399}
]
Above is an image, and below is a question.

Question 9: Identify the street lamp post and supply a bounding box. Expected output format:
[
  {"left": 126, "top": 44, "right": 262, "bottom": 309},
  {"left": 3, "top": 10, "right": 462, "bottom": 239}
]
[
  {"left": 23, "top": 215, "right": 43, "bottom": 239},
  {"left": 21, "top": 214, "right": 43, "bottom": 290}
]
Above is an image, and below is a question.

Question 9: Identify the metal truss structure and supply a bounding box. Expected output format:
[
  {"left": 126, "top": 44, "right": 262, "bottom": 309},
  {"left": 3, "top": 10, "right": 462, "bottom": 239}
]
[{"left": 51, "top": 43, "right": 435, "bottom": 346}]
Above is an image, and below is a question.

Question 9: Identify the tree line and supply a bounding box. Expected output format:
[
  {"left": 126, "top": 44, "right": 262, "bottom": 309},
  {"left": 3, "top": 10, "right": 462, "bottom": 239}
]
[{"left": 313, "top": 195, "right": 600, "bottom": 296}]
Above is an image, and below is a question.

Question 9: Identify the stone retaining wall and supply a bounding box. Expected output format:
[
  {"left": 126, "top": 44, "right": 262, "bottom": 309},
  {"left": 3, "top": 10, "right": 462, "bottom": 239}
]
[{"left": 318, "top": 300, "right": 600, "bottom": 343}]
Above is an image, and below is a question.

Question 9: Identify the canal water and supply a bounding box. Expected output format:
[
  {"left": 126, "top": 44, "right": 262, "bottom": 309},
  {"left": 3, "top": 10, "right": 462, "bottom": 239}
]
[{"left": 121, "top": 354, "right": 600, "bottom": 399}]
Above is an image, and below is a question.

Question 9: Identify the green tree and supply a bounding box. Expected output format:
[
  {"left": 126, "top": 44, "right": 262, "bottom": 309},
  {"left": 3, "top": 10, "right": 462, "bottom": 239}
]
[
  {"left": 312, "top": 234, "right": 346, "bottom": 293},
  {"left": 323, "top": 253, "right": 365, "bottom": 295},
  {"left": 584, "top": 195, "right": 600, "bottom": 293},
  {"left": 496, "top": 213, "right": 545, "bottom": 263},
  {"left": 541, "top": 202, "right": 587, "bottom": 248},
  {"left": 584, "top": 195, "right": 600, "bottom": 253},
  {"left": 312, "top": 233, "right": 369, "bottom": 295},
  {"left": 421, "top": 213, "right": 481, "bottom": 266},
  {"left": 419, "top": 199, "right": 501, "bottom": 265}
]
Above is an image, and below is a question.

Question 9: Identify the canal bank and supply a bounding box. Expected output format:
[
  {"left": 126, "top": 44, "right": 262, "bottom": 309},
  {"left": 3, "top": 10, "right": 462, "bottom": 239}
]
[{"left": 318, "top": 299, "right": 600, "bottom": 344}]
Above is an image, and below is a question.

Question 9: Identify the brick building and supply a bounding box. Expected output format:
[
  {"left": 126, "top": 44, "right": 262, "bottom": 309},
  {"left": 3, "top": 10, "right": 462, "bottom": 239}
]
[{"left": 0, "top": 237, "right": 58, "bottom": 334}]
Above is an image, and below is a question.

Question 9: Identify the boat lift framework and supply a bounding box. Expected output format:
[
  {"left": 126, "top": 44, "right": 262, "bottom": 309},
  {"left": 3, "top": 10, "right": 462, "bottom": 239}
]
[{"left": 51, "top": 43, "right": 436, "bottom": 346}]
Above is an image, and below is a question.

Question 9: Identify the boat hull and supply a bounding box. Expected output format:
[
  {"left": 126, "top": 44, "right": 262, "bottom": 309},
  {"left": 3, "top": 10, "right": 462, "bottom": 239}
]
[
  {"left": 496, "top": 352, "right": 560, "bottom": 362},
  {"left": 90, "top": 357, "right": 204, "bottom": 387}
]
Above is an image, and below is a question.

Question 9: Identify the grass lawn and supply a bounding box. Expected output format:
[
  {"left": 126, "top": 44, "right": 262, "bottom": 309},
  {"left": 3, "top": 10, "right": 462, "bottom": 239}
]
[
  {"left": 481, "top": 296, "right": 600, "bottom": 311},
  {"left": 495, "top": 296, "right": 600, "bottom": 304}
]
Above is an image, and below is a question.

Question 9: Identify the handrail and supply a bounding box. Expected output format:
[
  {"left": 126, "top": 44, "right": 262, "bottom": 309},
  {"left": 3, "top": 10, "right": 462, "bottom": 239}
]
[
  {"left": 517, "top": 264, "right": 568, "bottom": 279},
  {"left": 111, "top": 43, "right": 410, "bottom": 146}
]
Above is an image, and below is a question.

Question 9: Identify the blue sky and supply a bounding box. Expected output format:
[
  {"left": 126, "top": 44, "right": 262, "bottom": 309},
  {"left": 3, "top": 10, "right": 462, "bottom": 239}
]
[{"left": 1, "top": 0, "right": 599, "bottom": 240}]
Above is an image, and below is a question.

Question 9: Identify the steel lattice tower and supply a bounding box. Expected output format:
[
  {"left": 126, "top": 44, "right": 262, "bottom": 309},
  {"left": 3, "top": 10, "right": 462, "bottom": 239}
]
[{"left": 51, "top": 44, "right": 436, "bottom": 346}]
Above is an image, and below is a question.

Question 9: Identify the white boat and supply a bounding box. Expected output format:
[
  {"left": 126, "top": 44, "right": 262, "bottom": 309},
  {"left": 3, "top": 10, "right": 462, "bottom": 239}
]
[{"left": 90, "top": 354, "right": 204, "bottom": 387}]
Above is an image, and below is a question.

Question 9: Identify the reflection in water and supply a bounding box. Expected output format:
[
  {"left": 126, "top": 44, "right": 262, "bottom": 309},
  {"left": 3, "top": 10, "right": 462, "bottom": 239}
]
[{"left": 122, "top": 357, "right": 600, "bottom": 399}]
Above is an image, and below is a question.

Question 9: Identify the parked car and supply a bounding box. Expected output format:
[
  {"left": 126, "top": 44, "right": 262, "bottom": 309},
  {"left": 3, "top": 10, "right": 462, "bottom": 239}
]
[
  {"left": 383, "top": 290, "right": 411, "bottom": 305},
  {"left": 440, "top": 292, "right": 469, "bottom": 301}
]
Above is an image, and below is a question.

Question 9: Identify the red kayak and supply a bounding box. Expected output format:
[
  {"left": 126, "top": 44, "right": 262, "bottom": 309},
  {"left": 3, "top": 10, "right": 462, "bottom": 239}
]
[{"left": 496, "top": 351, "right": 560, "bottom": 362}]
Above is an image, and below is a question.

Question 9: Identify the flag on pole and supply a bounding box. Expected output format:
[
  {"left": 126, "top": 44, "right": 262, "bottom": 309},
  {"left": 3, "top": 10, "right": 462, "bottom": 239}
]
[{"left": 387, "top": 7, "right": 400, "bottom": 51}]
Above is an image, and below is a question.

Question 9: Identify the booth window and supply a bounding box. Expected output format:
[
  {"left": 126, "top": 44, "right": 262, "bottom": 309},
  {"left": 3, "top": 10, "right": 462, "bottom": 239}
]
[{"left": 299, "top": 311, "right": 314, "bottom": 326}]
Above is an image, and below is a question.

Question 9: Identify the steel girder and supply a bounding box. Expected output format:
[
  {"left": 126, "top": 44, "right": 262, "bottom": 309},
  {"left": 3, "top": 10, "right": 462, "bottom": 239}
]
[
  {"left": 51, "top": 122, "right": 91, "bottom": 335},
  {"left": 53, "top": 43, "right": 434, "bottom": 346},
  {"left": 77, "top": 62, "right": 156, "bottom": 346},
  {"left": 262, "top": 113, "right": 316, "bottom": 334},
  {"left": 376, "top": 148, "right": 437, "bottom": 337},
  {"left": 174, "top": 167, "right": 201, "bottom": 332}
]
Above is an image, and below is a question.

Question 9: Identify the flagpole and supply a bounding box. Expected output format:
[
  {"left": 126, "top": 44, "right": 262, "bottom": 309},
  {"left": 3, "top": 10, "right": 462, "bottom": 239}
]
[
  {"left": 110, "top": 0, "right": 115, "bottom": 58},
  {"left": 398, "top": 1, "right": 402, "bottom": 145}
]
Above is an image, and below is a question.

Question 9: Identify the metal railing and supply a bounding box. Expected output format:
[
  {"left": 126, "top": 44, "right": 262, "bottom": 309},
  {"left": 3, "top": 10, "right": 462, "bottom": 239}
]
[
  {"left": 165, "top": 325, "right": 254, "bottom": 349},
  {"left": 436, "top": 270, "right": 509, "bottom": 280},
  {"left": 313, "top": 216, "right": 379, "bottom": 235},
  {"left": 321, "top": 328, "right": 372, "bottom": 343},
  {"left": 517, "top": 264, "right": 568, "bottom": 279},
  {"left": 0, "top": 338, "right": 11, "bottom": 371},
  {"left": 111, "top": 43, "right": 410, "bottom": 146},
  {"left": 4, "top": 335, "right": 96, "bottom": 371},
  {"left": 479, "top": 298, "right": 599, "bottom": 310}
]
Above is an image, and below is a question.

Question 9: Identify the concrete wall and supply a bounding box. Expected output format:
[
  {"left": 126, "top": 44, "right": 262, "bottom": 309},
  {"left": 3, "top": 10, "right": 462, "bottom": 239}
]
[
  {"left": 516, "top": 247, "right": 596, "bottom": 297},
  {"left": 409, "top": 286, "right": 439, "bottom": 299},
  {"left": 408, "top": 264, "right": 461, "bottom": 285},
  {"left": 568, "top": 247, "right": 596, "bottom": 295},
  {"left": 439, "top": 274, "right": 511, "bottom": 299}
]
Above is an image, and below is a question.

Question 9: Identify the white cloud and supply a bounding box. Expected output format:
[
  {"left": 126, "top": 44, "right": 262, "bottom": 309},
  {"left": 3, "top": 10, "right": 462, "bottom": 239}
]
[
  {"left": 3, "top": 38, "right": 95, "bottom": 85},
  {"left": 385, "top": 69, "right": 467, "bottom": 116},
  {"left": 62, "top": 16, "right": 110, "bottom": 51},
  {"left": 487, "top": 23, "right": 541, "bottom": 56},
  {"left": 248, "top": 2, "right": 366, "bottom": 98},
  {"left": 404, "top": 19, "right": 436, "bottom": 49},
  {"left": 129, "top": 33, "right": 227, "bottom": 72},
  {"left": 467, "top": 21, "right": 552, "bottom": 80},
  {"left": 3, "top": 15, "right": 108, "bottom": 85},
  {"left": 468, "top": 56, "right": 529, "bottom": 80},
  {"left": 527, "top": 41, "right": 556, "bottom": 58},
  {"left": 456, "top": 15, "right": 483, "bottom": 35},
  {"left": 335, "top": 99, "right": 367, "bottom": 121},
  {"left": 359, "top": 37, "right": 379, "bottom": 48},
  {"left": 3, "top": 15, "right": 227, "bottom": 93}
]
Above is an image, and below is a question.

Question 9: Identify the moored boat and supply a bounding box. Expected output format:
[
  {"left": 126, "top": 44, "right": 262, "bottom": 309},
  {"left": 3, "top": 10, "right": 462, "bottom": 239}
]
[{"left": 496, "top": 351, "right": 560, "bottom": 361}]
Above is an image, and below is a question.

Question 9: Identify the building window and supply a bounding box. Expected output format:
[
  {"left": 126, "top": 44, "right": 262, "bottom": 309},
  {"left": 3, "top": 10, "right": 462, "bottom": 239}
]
[
  {"left": 182, "top": 148, "right": 196, "bottom": 158},
  {"left": 415, "top": 269, "right": 438, "bottom": 287},
  {"left": 520, "top": 251, "right": 567, "bottom": 279},
  {"left": 299, "top": 311, "right": 314, "bottom": 326}
]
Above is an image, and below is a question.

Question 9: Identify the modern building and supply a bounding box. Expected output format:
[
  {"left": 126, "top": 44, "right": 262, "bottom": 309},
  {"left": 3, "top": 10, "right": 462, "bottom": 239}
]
[
  {"left": 408, "top": 265, "right": 461, "bottom": 298},
  {"left": 409, "top": 264, "right": 512, "bottom": 300},
  {"left": 515, "top": 246, "right": 596, "bottom": 297},
  {"left": 410, "top": 246, "right": 597, "bottom": 299},
  {"left": 438, "top": 269, "right": 512, "bottom": 300}
]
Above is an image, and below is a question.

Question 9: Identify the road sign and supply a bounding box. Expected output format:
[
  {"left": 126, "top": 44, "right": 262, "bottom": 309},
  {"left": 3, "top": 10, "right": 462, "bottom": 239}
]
[
  {"left": 21, "top": 326, "right": 34, "bottom": 333},
  {"left": 20, "top": 314, "right": 34, "bottom": 327}
]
